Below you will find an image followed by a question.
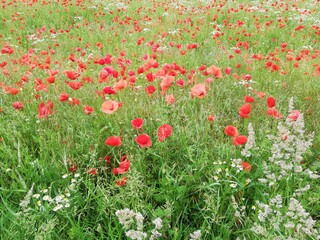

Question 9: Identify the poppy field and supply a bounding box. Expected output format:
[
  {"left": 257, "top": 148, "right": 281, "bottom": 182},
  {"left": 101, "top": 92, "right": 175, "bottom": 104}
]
[{"left": 1, "top": 0, "right": 320, "bottom": 239}]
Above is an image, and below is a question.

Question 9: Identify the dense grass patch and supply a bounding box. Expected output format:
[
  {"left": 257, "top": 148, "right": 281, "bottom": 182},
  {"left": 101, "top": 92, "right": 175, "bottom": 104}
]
[{"left": 0, "top": 0, "right": 319, "bottom": 239}]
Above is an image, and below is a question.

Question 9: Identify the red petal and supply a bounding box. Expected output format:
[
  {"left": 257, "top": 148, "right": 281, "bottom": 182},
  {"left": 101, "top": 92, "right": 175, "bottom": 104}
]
[
  {"left": 266, "top": 96, "right": 276, "bottom": 108},
  {"left": 224, "top": 126, "right": 239, "bottom": 137},
  {"left": 232, "top": 136, "right": 248, "bottom": 146},
  {"left": 105, "top": 136, "right": 122, "bottom": 147},
  {"left": 131, "top": 118, "right": 144, "bottom": 129},
  {"left": 157, "top": 124, "right": 173, "bottom": 142},
  {"left": 135, "top": 134, "right": 152, "bottom": 148},
  {"left": 242, "top": 161, "right": 252, "bottom": 172}
]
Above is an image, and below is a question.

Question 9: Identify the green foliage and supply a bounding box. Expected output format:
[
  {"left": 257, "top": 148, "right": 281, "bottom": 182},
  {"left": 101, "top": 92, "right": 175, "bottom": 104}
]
[{"left": 0, "top": 0, "right": 319, "bottom": 239}]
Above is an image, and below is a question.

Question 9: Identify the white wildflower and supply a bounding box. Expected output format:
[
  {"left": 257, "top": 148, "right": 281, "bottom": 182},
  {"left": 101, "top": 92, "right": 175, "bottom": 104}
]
[
  {"left": 19, "top": 183, "right": 34, "bottom": 209},
  {"left": 253, "top": 196, "right": 319, "bottom": 238},
  {"left": 294, "top": 184, "right": 310, "bottom": 197},
  {"left": 304, "top": 169, "right": 320, "bottom": 179},
  {"left": 152, "top": 218, "right": 163, "bottom": 230},
  {"left": 150, "top": 229, "right": 162, "bottom": 240},
  {"left": 262, "top": 98, "right": 315, "bottom": 185},
  {"left": 42, "top": 195, "right": 51, "bottom": 201},
  {"left": 229, "top": 183, "right": 237, "bottom": 188},
  {"left": 41, "top": 189, "right": 48, "bottom": 193},
  {"left": 189, "top": 230, "right": 201, "bottom": 240},
  {"left": 135, "top": 212, "right": 144, "bottom": 231},
  {"left": 52, "top": 204, "right": 63, "bottom": 212},
  {"left": 33, "top": 193, "right": 40, "bottom": 199},
  {"left": 115, "top": 208, "right": 137, "bottom": 230},
  {"left": 241, "top": 123, "right": 256, "bottom": 157},
  {"left": 288, "top": 97, "right": 294, "bottom": 113},
  {"left": 125, "top": 230, "right": 147, "bottom": 240},
  {"left": 54, "top": 195, "right": 64, "bottom": 203},
  {"left": 251, "top": 223, "right": 267, "bottom": 235},
  {"left": 62, "top": 174, "right": 69, "bottom": 179}
]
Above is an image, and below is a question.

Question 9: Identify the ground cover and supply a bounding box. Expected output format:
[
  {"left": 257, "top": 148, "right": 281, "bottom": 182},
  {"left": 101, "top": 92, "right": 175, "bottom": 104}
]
[{"left": 0, "top": 0, "right": 319, "bottom": 239}]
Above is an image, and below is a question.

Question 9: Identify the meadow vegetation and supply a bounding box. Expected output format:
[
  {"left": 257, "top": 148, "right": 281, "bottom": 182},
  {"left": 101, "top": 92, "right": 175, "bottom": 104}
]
[{"left": 0, "top": 0, "right": 319, "bottom": 239}]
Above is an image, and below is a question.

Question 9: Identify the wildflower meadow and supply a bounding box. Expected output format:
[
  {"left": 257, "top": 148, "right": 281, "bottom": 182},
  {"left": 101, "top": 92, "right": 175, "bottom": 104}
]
[{"left": 1, "top": 0, "right": 320, "bottom": 239}]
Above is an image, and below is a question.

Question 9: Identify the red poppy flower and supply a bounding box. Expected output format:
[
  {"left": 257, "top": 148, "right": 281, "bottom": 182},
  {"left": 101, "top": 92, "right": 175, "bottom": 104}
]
[
  {"left": 199, "top": 65, "right": 206, "bottom": 71},
  {"left": 119, "top": 159, "right": 130, "bottom": 171},
  {"left": 114, "top": 80, "right": 127, "bottom": 92},
  {"left": 158, "top": 124, "right": 173, "bottom": 142},
  {"left": 313, "top": 66, "right": 320, "bottom": 77},
  {"left": 6, "top": 87, "right": 19, "bottom": 95},
  {"left": 207, "top": 115, "right": 214, "bottom": 122},
  {"left": 146, "top": 72, "right": 155, "bottom": 82},
  {"left": 265, "top": 61, "right": 272, "bottom": 68},
  {"left": 243, "top": 74, "right": 252, "bottom": 80},
  {"left": 69, "top": 98, "right": 80, "bottom": 105},
  {"left": 46, "top": 75, "right": 55, "bottom": 84},
  {"left": 207, "top": 65, "right": 223, "bottom": 78},
  {"left": 65, "top": 70, "right": 80, "bottom": 80},
  {"left": 266, "top": 96, "right": 276, "bottom": 108},
  {"left": 102, "top": 86, "right": 116, "bottom": 95},
  {"left": 225, "top": 67, "right": 232, "bottom": 75},
  {"left": 0, "top": 61, "right": 7, "bottom": 68},
  {"left": 239, "top": 103, "right": 251, "bottom": 118},
  {"left": 48, "top": 69, "right": 59, "bottom": 76},
  {"left": 281, "top": 42, "right": 287, "bottom": 48},
  {"left": 131, "top": 118, "right": 144, "bottom": 129},
  {"left": 37, "top": 100, "right": 54, "bottom": 118},
  {"left": 105, "top": 136, "right": 122, "bottom": 147},
  {"left": 205, "top": 78, "right": 214, "bottom": 84},
  {"left": 83, "top": 106, "right": 94, "bottom": 115},
  {"left": 255, "top": 91, "right": 266, "bottom": 98},
  {"left": 176, "top": 79, "right": 185, "bottom": 87},
  {"left": 112, "top": 159, "right": 131, "bottom": 175},
  {"left": 267, "top": 108, "right": 282, "bottom": 119},
  {"left": 88, "top": 168, "right": 98, "bottom": 175},
  {"left": 99, "top": 69, "right": 110, "bottom": 82},
  {"left": 224, "top": 126, "right": 239, "bottom": 137},
  {"left": 287, "top": 110, "right": 301, "bottom": 121},
  {"left": 69, "top": 164, "right": 77, "bottom": 173},
  {"left": 116, "top": 177, "right": 128, "bottom": 186},
  {"left": 233, "top": 136, "right": 248, "bottom": 146},
  {"left": 12, "top": 101, "right": 23, "bottom": 110},
  {"left": 135, "top": 134, "right": 152, "bottom": 148},
  {"left": 59, "top": 92, "right": 69, "bottom": 102},
  {"left": 244, "top": 96, "right": 255, "bottom": 103},
  {"left": 1, "top": 45, "right": 14, "bottom": 54},
  {"left": 166, "top": 94, "right": 175, "bottom": 105},
  {"left": 67, "top": 81, "right": 83, "bottom": 90},
  {"left": 120, "top": 155, "right": 128, "bottom": 162},
  {"left": 112, "top": 168, "right": 120, "bottom": 175},
  {"left": 160, "top": 76, "right": 174, "bottom": 94},
  {"left": 100, "top": 156, "right": 111, "bottom": 165},
  {"left": 145, "top": 85, "right": 156, "bottom": 96},
  {"left": 101, "top": 100, "right": 119, "bottom": 114},
  {"left": 242, "top": 161, "right": 252, "bottom": 173},
  {"left": 190, "top": 83, "right": 207, "bottom": 99},
  {"left": 295, "top": 25, "right": 304, "bottom": 31}
]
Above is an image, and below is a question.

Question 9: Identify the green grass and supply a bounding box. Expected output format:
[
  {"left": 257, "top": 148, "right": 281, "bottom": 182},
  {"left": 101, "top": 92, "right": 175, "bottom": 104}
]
[{"left": 0, "top": 0, "right": 320, "bottom": 239}]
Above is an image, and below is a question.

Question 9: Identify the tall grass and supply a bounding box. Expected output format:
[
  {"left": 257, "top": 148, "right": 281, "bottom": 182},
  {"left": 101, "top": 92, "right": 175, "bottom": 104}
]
[{"left": 0, "top": 0, "right": 319, "bottom": 239}]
